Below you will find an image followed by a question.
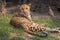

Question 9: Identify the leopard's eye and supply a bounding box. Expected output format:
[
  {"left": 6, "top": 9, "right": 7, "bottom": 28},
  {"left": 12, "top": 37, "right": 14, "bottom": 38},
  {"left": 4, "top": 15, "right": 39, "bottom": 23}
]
[{"left": 26, "top": 8, "right": 28, "bottom": 9}]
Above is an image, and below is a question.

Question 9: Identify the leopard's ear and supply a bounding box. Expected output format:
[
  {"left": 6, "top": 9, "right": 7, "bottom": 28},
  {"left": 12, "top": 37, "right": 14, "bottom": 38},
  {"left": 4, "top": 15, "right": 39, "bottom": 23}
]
[
  {"left": 28, "top": 3, "right": 31, "bottom": 6},
  {"left": 18, "top": 5, "right": 21, "bottom": 10}
]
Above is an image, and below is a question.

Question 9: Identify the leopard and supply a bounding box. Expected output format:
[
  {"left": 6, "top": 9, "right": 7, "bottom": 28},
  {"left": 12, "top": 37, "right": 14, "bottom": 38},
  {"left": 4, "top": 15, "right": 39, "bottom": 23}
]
[{"left": 10, "top": 4, "right": 60, "bottom": 37}]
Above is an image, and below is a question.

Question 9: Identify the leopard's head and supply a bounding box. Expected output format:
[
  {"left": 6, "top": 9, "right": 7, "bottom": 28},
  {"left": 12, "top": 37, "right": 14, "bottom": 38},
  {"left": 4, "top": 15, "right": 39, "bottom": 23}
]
[{"left": 18, "top": 4, "right": 31, "bottom": 14}]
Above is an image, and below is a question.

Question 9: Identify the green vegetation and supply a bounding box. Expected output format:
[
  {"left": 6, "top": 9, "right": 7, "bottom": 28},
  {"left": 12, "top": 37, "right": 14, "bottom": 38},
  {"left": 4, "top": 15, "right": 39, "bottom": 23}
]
[
  {"left": 33, "top": 18, "right": 60, "bottom": 28},
  {"left": 0, "top": 14, "right": 60, "bottom": 40}
]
